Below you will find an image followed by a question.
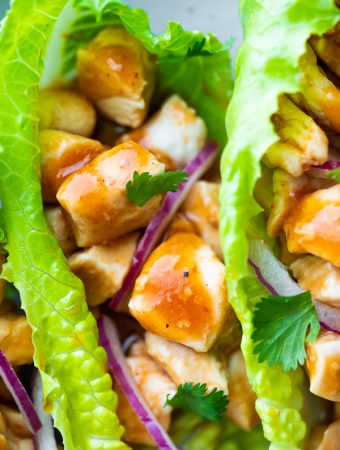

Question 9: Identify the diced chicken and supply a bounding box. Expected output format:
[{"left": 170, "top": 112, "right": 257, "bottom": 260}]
[
  {"left": 68, "top": 232, "right": 139, "bottom": 305},
  {"left": 181, "top": 181, "right": 222, "bottom": 258},
  {"left": 284, "top": 184, "right": 340, "bottom": 267},
  {"left": 128, "top": 339, "right": 148, "bottom": 357},
  {"left": 290, "top": 44, "right": 340, "bottom": 133},
  {"left": 306, "top": 420, "right": 340, "bottom": 450},
  {"left": 145, "top": 332, "right": 228, "bottom": 394},
  {"left": 77, "top": 27, "right": 155, "bottom": 128},
  {"left": 310, "top": 24, "right": 340, "bottom": 78},
  {"left": 129, "top": 232, "right": 229, "bottom": 352},
  {"left": 57, "top": 141, "right": 164, "bottom": 247},
  {"left": 119, "top": 95, "right": 207, "bottom": 169},
  {"left": 264, "top": 95, "right": 328, "bottom": 177},
  {"left": 291, "top": 256, "right": 340, "bottom": 308},
  {"left": 305, "top": 330, "right": 340, "bottom": 402},
  {"left": 115, "top": 349, "right": 176, "bottom": 446},
  {"left": 0, "top": 315, "right": 34, "bottom": 365},
  {"left": 44, "top": 206, "right": 77, "bottom": 255},
  {"left": 0, "top": 406, "right": 34, "bottom": 450},
  {"left": 38, "top": 88, "right": 96, "bottom": 137},
  {"left": 226, "top": 350, "right": 259, "bottom": 431},
  {"left": 0, "top": 255, "right": 6, "bottom": 307},
  {"left": 268, "top": 169, "right": 334, "bottom": 237},
  {"left": 39, "top": 130, "right": 105, "bottom": 202},
  {"left": 166, "top": 213, "right": 197, "bottom": 239}
]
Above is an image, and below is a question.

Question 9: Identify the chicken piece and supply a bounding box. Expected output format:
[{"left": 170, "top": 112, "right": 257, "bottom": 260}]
[
  {"left": 57, "top": 141, "right": 164, "bottom": 247},
  {"left": 129, "top": 232, "right": 229, "bottom": 352},
  {"left": 68, "top": 232, "right": 138, "bottom": 305},
  {"left": 0, "top": 315, "right": 33, "bottom": 365},
  {"left": 77, "top": 27, "right": 155, "bottom": 128},
  {"left": 166, "top": 213, "right": 197, "bottom": 239},
  {"left": 119, "top": 95, "right": 207, "bottom": 169},
  {"left": 39, "top": 130, "right": 105, "bottom": 202},
  {"left": 310, "top": 24, "right": 340, "bottom": 78},
  {"left": 145, "top": 332, "right": 228, "bottom": 394},
  {"left": 291, "top": 255, "right": 340, "bottom": 308},
  {"left": 290, "top": 44, "right": 340, "bottom": 133},
  {"left": 284, "top": 184, "right": 340, "bottom": 267},
  {"left": 181, "top": 181, "right": 222, "bottom": 258},
  {"left": 0, "top": 406, "right": 34, "bottom": 450},
  {"left": 226, "top": 350, "right": 259, "bottom": 431},
  {"left": 306, "top": 330, "right": 340, "bottom": 402},
  {"left": 0, "top": 256, "right": 6, "bottom": 307},
  {"left": 264, "top": 95, "right": 328, "bottom": 177},
  {"left": 306, "top": 420, "right": 340, "bottom": 450},
  {"left": 128, "top": 339, "right": 148, "bottom": 357},
  {"left": 44, "top": 206, "right": 77, "bottom": 255},
  {"left": 38, "top": 88, "right": 96, "bottom": 137},
  {"left": 115, "top": 347, "right": 176, "bottom": 446}
]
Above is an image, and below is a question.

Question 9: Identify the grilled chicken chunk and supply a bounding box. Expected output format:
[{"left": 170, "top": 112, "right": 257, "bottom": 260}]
[
  {"left": 306, "top": 330, "right": 340, "bottom": 402},
  {"left": 0, "top": 405, "right": 34, "bottom": 450},
  {"left": 291, "top": 255, "right": 340, "bottom": 307},
  {"left": 306, "top": 419, "right": 340, "bottom": 450},
  {"left": 57, "top": 141, "right": 164, "bottom": 247},
  {"left": 181, "top": 181, "right": 222, "bottom": 258},
  {"left": 39, "top": 130, "right": 105, "bottom": 202},
  {"left": 129, "top": 232, "right": 228, "bottom": 352},
  {"left": 44, "top": 206, "right": 77, "bottom": 255},
  {"left": 0, "top": 315, "right": 34, "bottom": 366},
  {"left": 38, "top": 88, "right": 96, "bottom": 137},
  {"left": 310, "top": 24, "right": 340, "bottom": 78},
  {"left": 291, "top": 44, "right": 340, "bottom": 133},
  {"left": 77, "top": 27, "right": 155, "bottom": 128},
  {"left": 145, "top": 332, "right": 228, "bottom": 394},
  {"left": 68, "top": 232, "right": 139, "bottom": 305},
  {"left": 116, "top": 342, "right": 176, "bottom": 446},
  {"left": 226, "top": 350, "right": 259, "bottom": 431},
  {"left": 265, "top": 95, "right": 328, "bottom": 176},
  {"left": 284, "top": 184, "right": 340, "bottom": 266},
  {"left": 119, "top": 95, "right": 207, "bottom": 169}
]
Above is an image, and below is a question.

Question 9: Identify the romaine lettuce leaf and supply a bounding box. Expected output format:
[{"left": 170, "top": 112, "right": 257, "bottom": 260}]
[
  {"left": 0, "top": 1, "right": 128, "bottom": 449},
  {"left": 219, "top": 1, "right": 340, "bottom": 449},
  {"left": 60, "top": 0, "right": 233, "bottom": 144},
  {"left": 0, "top": 0, "right": 234, "bottom": 449}
]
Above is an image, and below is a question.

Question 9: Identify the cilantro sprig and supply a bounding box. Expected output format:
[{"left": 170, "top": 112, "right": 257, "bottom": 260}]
[
  {"left": 125, "top": 170, "right": 188, "bottom": 207},
  {"left": 252, "top": 292, "right": 320, "bottom": 372},
  {"left": 326, "top": 168, "right": 340, "bottom": 182},
  {"left": 165, "top": 382, "right": 228, "bottom": 421}
]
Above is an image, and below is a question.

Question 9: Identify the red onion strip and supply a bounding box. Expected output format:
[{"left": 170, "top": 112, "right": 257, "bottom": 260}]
[
  {"left": 97, "top": 315, "right": 178, "bottom": 450},
  {"left": 32, "top": 371, "right": 57, "bottom": 450},
  {"left": 110, "top": 142, "right": 218, "bottom": 309},
  {"left": 0, "top": 350, "right": 41, "bottom": 433},
  {"left": 248, "top": 238, "right": 340, "bottom": 334}
]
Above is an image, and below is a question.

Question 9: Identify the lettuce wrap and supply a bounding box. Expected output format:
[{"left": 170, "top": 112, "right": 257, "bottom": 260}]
[
  {"left": 0, "top": 0, "right": 241, "bottom": 448},
  {"left": 220, "top": 1, "right": 340, "bottom": 449}
]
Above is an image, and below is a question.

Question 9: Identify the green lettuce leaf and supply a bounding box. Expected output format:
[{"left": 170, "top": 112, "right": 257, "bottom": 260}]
[
  {"left": 219, "top": 1, "right": 340, "bottom": 449},
  {"left": 59, "top": 0, "right": 233, "bottom": 144},
  {"left": 0, "top": 1, "right": 128, "bottom": 449}
]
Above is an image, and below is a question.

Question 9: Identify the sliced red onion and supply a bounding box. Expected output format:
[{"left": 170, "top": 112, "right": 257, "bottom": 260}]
[
  {"left": 314, "top": 160, "right": 340, "bottom": 171},
  {"left": 248, "top": 238, "right": 340, "bottom": 334},
  {"left": 97, "top": 315, "right": 178, "bottom": 450},
  {"left": 110, "top": 142, "right": 218, "bottom": 309},
  {"left": 0, "top": 350, "right": 41, "bottom": 433},
  {"left": 32, "top": 371, "right": 57, "bottom": 450}
]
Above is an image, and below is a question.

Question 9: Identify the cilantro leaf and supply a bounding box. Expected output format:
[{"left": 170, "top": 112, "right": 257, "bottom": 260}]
[
  {"left": 165, "top": 382, "right": 228, "bottom": 421},
  {"left": 186, "top": 38, "right": 210, "bottom": 57},
  {"left": 252, "top": 292, "right": 320, "bottom": 372},
  {"left": 125, "top": 170, "right": 188, "bottom": 207},
  {"left": 326, "top": 168, "right": 340, "bottom": 182}
]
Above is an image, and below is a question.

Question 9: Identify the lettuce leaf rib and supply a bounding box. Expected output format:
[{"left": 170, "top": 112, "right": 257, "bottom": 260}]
[
  {"left": 0, "top": 1, "right": 128, "bottom": 449},
  {"left": 220, "top": 1, "right": 340, "bottom": 449}
]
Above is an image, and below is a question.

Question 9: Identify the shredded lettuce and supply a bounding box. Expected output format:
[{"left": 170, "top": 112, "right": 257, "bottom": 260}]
[
  {"left": 59, "top": 0, "right": 233, "bottom": 144},
  {"left": 220, "top": 1, "right": 340, "bottom": 449},
  {"left": 0, "top": 0, "right": 233, "bottom": 449}
]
